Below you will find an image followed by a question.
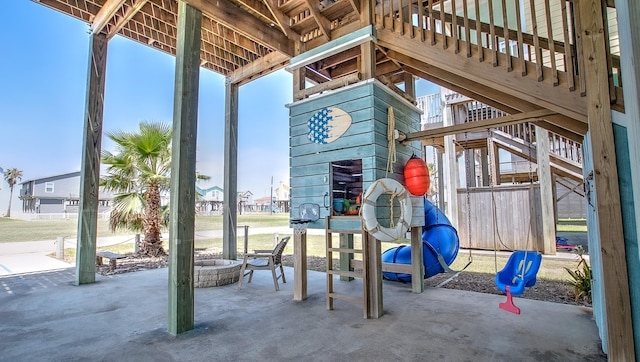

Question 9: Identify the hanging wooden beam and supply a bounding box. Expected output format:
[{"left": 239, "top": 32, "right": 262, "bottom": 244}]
[
  {"left": 399, "top": 109, "right": 557, "bottom": 142},
  {"left": 90, "top": 0, "right": 127, "bottom": 34},
  {"left": 75, "top": 32, "right": 108, "bottom": 286},
  {"left": 168, "top": 0, "right": 201, "bottom": 335}
]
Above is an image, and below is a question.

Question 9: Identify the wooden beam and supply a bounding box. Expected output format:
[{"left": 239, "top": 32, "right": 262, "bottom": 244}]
[
  {"left": 410, "top": 226, "right": 424, "bottom": 293},
  {"left": 295, "top": 72, "right": 361, "bottom": 99},
  {"left": 400, "top": 109, "right": 557, "bottom": 142},
  {"left": 387, "top": 50, "right": 588, "bottom": 136},
  {"left": 223, "top": 78, "right": 239, "bottom": 260},
  {"left": 90, "top": 0, "right": 127, "bottom": 34},
  {"left": 377, "top": 28, "right": 587, "bottom": 122},
  {"left": 233, "top": 0, "right": 277, "bottom": 25},
  {"left": 577, "top": 0, "right": 634, "bottom": 359},
  {"left": 263, "top": 0, "right": 300, "bottom": 40},
  {"left": 535, "top": 126, "right": 556, "bottom": 254},
  {"left": 107, "top": 0, "right": 149, "bottom": 39},
  {"left": 168, "top": 1, "right": 201, "bottom": 335},
  {"left": 75, "top": 32, "right": 108, "bottom": 286},
  {"left": 443, "top": 105, "right": 459, "bottom": 227},
  {"left": 305, "top": 0, "right": 332, "bottom": 41},
  {"left": 228, "top": 51, "right": 290, "bottom": 85},
  {"left": 184, "top": 0, "right": 294, "bottom": 56},
  {"left": 293, "top": 231, "right": 308, "bottom": 301}
]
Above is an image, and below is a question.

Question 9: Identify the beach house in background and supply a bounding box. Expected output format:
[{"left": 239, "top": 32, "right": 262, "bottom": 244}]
[
  {"left": 19, "top": 171, "right": 113, "bottom": 215},
  {"left": 196, "top": 185, "right": 224, "bottom": 213}
]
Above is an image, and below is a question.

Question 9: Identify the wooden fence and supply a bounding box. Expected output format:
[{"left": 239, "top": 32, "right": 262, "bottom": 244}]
[{"left": 456, "top": 184, "right": 544, "bottom": 252}]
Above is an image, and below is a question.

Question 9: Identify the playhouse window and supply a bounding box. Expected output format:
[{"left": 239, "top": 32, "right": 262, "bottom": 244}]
[{"left": 331, "top": 159, "right": 363, "bottom": 216}]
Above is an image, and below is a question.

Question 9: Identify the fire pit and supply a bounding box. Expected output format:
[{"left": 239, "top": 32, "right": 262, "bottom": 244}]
[{"left": 194, "top": 259, "right": 242, "bottom": 288}]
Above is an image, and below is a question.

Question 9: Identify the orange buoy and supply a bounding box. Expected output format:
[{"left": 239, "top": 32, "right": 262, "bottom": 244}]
[{"left": 403, "top": 154, "right": 430, "bottom": 196}]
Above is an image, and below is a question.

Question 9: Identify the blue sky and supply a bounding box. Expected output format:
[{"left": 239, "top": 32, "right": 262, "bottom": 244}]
[{"left": 0, "top": 0, "right": 438, "bottom": 213}]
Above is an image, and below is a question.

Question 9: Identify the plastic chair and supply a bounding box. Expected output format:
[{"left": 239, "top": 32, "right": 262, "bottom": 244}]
[
  {"left": 495, "top": 250, "right": 542, "bottom": 314},
  {"left": 237, "top": 236, "right": 290, "bottom": 291}
]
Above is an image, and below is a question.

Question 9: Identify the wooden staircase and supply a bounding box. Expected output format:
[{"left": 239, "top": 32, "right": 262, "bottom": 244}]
[{"left": 369, "top": 0, "right": 623, "bottom": 136}]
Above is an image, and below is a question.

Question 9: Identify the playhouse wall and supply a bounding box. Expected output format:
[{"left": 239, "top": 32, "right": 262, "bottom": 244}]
[{"left": 288, "top": 79, "right": 424, "bottom": 231}]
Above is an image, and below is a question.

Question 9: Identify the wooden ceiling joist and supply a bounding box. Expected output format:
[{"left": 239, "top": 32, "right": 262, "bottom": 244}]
[
  {"left": 107, "top": 0, "right": 149, "bottom": 39},
  {"left": 183, "top": 0, "right": 294, "bottom": 56}
]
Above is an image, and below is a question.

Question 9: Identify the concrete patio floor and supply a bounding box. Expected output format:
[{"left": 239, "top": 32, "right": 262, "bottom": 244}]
[{"left": 0, "top": 266, "right": 605, "bottom": 362}]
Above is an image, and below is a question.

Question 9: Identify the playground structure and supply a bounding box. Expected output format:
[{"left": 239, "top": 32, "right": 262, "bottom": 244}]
[{"left": 382, "top": 199, "right": 459, "bottom": 282}]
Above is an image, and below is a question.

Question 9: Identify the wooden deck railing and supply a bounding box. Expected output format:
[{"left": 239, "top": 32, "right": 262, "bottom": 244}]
[{"left": 373, "top": 0, "right": 621, "bottom": 102}]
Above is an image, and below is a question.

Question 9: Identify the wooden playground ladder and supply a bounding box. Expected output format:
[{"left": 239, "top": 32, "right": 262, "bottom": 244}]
[{"left": 325, "top": 216, "right": 371, "bottom": 318}]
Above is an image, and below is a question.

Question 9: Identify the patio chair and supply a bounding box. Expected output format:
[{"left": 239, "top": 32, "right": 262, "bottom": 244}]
[{"left": 237, "top": 236, "right": 290, "bottom": 291}]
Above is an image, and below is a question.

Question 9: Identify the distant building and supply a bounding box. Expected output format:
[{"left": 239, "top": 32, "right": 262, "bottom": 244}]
[
  {"left": 196, "top": 185, "right": 224, "bottom": 213},
  {"left": 19, "top": 171, "right": 113, "bottom": 214}
]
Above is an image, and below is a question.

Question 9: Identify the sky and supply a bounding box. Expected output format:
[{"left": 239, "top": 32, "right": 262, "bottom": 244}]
[{"left": 0, "top": 0, "right": 438, "bottom": 213}]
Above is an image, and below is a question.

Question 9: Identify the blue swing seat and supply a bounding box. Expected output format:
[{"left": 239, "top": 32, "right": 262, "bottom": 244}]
[{"left": 495, "top": 250, "right": 542, "bottom": 314}]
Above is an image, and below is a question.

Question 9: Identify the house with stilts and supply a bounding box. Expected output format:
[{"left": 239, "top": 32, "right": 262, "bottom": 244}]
[{"left": 22, "top": 0, "right": 640, "bottom": 359}]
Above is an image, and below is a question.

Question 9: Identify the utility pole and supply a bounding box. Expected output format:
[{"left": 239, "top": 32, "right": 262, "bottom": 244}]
[{"left": 270, "top": 176, "right": 274, "bottom": 214}]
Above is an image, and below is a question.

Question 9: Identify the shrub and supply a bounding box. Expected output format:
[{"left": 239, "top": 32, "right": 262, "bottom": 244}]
[{"left": 564, "top": 245, "right": 592, "bottom": 304}]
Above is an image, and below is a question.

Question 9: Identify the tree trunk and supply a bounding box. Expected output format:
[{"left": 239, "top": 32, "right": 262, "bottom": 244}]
[
  {"left": 141, "top": 183, "right": 165, "bottom": 256},
  {"left": 6, "top": 186, "right": 13, "bottom": 218}
]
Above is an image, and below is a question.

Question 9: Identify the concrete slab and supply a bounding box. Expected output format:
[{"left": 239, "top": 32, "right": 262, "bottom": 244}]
[{"left": 0, "top": 266, "right": 605, "bottom": 361}]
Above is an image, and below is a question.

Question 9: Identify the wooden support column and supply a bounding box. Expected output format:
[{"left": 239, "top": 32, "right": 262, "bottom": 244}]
[
  {"left": 360, "top": 41, "right": 376, "bottom": 80},
  {"left": 366, "top": 232, "right": 383, "bottom": 318},
  {"left": 487, "top": 138, "right": 500, "bottom": 186},
  {"left": 293, "top": 231, "right": 308, "bottom": 301},
  {"left": 480, "top": 147, "right": 490, "bottom": 186},
  {"left": 410, "top": 226, "right": 424, "bottom": 293},
  {"left": 437, "top": 150, "right": 445, "bottom": 210},
  {"left": 465, "top": 150, "right": 476, "bottom": 187},
  {"left": 535, "top": 126, "right": 556, "bottom": 254},
  {"left": 223, "top": 78, "right": 239, "bottom": 261},
  {"left": 75, "top": 32, "right": 108, "bottom": 286},
  {"left": 443, "top": 104, "right": 459, "bottom": 228},
  {"left": 577, "top": 1, "right": 634, "bottom": 359},
  {"left": 292, "top": 41, "right": 306, "bottom": 101},
  {"left": 339, "top": 234, "right": 354, "bottom": 281},
  {"left": 168, "top": 1, "right": 201, "bottom": 335},
  {"left": 404, "top": 73, "right": 416, "bottom": 99}
]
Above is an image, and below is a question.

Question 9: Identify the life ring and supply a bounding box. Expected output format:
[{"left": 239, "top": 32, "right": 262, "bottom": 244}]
[{"left": 360, "top": 178, "right": 413, "bottom": 242}]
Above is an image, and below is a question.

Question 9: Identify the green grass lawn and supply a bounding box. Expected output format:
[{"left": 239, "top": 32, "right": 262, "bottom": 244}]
[
  {"left": 0, "top": 213, "right": 290, "bottom": 243},
  {"left": 556, "top": 218, "right": 587, "bottom": 233},
  {"left": 8, "top": 213, "right": 580, "bottom": 284}
]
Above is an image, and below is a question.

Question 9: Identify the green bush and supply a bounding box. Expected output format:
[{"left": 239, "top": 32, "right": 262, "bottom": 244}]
[{"left": 564, "top": 245, "right": 592, "bottom": 304}]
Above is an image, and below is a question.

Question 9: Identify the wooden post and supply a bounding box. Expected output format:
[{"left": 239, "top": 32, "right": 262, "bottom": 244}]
[
  {"left": 487, "top": 138, "right": 500, "bottom": 186},
  {"left": 366, "top": 233, "right": 383, "bottom": 318},
  {"left": 437, "top": 150, "right": 445, "bottom": 210},
  {"left": 410, "top": 226, "right": 424, "bottom": 293},
  {"left": 75, "top": 32, "right": 107, "bottom": 286},
  {"left": 223, "top": 78, "right": 239, "bottom": 261},
  {"left": 443, "top": 104, "right": 459, "bottom": 228},
  {"left": 292, "top": 41, "right": 306, "bottom": 101},
  {"left": 168, "top": 0, "right": 201, "bottom": 336},
  {"left": 360, "top": 41, "right": 376, "bottom": 80},
  {"left": 293, "top": 231, "right": 308, "bottom": 301},
  {"left": 404, "top": 73, "right": 415, "bottom": 99},
  {"left": 535, "top": 126, "right": 556, "bottom": 254},
  {"left": 480, "top": 147, "right": 489, "bottom": 186},
  {"left": 339, "top": 233, "right": 354, "bottom": 281},
  {"left": 465, "top": 149, "right": 476, "bottom": 187},
  {"left": 577, "top": 0, "right": 634, "bottom": 359}
]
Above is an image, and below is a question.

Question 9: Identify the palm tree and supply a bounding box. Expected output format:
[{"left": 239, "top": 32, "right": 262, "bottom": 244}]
[
  {"left": 101, "top": 122, "right": 172, "bottom": 257},
  {"left": 3, "top": 168, "right": 23, "bottom": 218}
]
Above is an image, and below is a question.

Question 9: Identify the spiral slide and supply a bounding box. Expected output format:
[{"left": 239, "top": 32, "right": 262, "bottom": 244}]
[{"left": 382, "top": 199, "right": 460, "bottom": 282}]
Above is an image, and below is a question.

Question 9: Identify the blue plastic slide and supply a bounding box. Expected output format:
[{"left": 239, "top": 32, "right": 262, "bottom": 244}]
[{"left": 382, "top": 199, "right": 460, "bottom": 282}]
